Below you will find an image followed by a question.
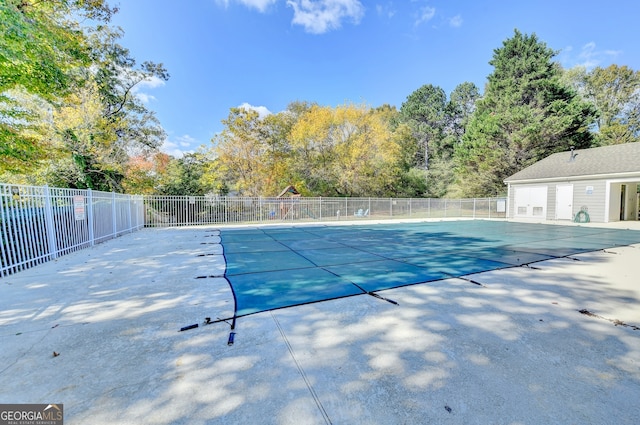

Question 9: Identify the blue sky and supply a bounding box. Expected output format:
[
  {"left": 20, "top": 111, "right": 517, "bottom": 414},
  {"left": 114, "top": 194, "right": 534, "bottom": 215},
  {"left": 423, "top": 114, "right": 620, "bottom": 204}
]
[{"left": 110, "top": 0, "right": 640, "bottom": 157}]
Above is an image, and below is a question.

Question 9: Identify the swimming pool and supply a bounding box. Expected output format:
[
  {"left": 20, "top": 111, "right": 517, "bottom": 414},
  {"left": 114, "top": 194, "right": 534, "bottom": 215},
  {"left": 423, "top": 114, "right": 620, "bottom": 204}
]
[{"left": 219, "top": 220, "right": 640, "bottom": 318}]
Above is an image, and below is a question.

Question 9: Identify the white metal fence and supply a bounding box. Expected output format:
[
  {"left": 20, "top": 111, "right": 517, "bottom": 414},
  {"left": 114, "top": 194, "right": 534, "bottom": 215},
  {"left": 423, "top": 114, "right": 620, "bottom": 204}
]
[
  {"left": 1, "top": 183, "right": 144, "bottom": 278},
  {"left": 144, "top": 196, "right": 507, "bottom": 227},
  {"left": 1, "top": 182, "right": 506, "bottom": 277}
]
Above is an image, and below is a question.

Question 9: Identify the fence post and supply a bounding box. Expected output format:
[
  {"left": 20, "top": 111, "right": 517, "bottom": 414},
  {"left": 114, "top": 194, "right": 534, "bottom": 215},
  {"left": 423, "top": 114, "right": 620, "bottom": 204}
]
[
  {"left": 43, "top": 185, "right": 58, "bottom": 259},
  {"left": 319, "top": 197, "right": 322, "bottom": 221},
  {"left": 87, "top": 189, "right": 95, "bottom": 246},
  {"left": 140, "top": 196, "right": 145, "bottom": 228},
  {"left": 127, "top": 194, "right": 133, "bottom": 232},
  {"left": 132, "top": 196, "right": 138, "bottom": 229},
  {"left": 131, "top": 196, "right": 135, "bottom": 229},
  {"left": 112, "top": 192, "right": 117, "bottom": 237},
  {"left": 143, "top": 195, "right": 148, "bottom": 228},
  {"left": 473, "top": 198, "right": 476, "bottom": 219},
  {"left": 389, "top": 198, "right": 392, "bottom": 217},
  {"left": 409, "top": 198, "right": 412, "bottom": 217}
]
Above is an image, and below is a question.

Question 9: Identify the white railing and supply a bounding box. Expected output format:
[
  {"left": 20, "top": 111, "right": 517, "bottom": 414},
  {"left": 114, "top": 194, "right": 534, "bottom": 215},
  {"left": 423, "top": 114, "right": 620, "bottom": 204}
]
[
  {"left": 1, "top": 182, "right": 506, "bottom": 277},
  {"left": 143, "top": 196, "right": 507, "bottom": 227},
  {"left": 1, "top": 183, "right": 144, "bottom": 278}
]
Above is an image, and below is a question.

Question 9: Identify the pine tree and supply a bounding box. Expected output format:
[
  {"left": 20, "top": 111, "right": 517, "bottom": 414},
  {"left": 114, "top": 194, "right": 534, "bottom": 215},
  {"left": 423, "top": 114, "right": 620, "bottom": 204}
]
[{"left": 453, "top": 30, "right": 597, "bottom": 196}]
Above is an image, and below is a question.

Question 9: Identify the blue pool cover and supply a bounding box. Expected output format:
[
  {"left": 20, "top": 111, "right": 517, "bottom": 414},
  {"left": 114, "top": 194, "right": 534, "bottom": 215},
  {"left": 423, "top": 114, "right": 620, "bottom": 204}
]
[{"left": 219, "top": 221, "right": 640, "bottom": 317}]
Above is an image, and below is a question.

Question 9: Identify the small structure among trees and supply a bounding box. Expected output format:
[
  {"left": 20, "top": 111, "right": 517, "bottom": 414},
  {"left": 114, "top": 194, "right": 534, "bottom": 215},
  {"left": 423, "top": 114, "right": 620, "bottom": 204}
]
[
  {"left": 276, "top": 185, "right": 301, "bottom": 199},
  {"left": 275, "top": 185, "right": 315, "bottom": 220}
]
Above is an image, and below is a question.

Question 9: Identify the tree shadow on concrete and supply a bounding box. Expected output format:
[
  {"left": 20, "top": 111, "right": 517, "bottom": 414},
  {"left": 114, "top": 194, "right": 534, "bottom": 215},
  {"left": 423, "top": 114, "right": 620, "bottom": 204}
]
[{"left": 1, "top": 227, "right": 639, "bottom": 424}]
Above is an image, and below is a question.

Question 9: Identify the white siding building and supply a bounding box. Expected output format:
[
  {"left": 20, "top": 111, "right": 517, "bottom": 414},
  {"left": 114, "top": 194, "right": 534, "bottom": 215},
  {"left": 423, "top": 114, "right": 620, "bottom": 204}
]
[{"left": 504, "top": 142, "right": 640, "bottom": 223}]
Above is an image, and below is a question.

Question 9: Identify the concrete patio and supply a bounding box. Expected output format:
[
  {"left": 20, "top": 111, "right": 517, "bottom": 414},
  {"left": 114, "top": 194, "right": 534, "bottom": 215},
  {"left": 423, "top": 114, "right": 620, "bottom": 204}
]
[{"left": 1, "top": 220, "right": 639, "bottom": 424}]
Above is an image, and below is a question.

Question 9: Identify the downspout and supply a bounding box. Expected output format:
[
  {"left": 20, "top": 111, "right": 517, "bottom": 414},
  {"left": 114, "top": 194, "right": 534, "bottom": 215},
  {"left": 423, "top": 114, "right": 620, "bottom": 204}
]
[
  {"left": 604, "top": 181, "right": 611, "bottom": 223},
  {"left": 506, "top": 183, "right": 511, "bottom": 219}
]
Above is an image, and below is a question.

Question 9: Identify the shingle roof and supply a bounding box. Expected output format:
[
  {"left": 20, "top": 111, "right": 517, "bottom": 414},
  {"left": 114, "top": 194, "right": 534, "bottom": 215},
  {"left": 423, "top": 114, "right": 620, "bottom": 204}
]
[{"left": 504, "top": 142, "right": 640, "bottom": 182}]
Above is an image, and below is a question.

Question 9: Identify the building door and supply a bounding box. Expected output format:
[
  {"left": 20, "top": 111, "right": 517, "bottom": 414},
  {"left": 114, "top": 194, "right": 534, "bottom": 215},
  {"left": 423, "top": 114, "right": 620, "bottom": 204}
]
[
  {"left": 555, "top": 184, "right": 573, "bottom": 220},
  {"left": 619, "top": 183, "right": 640, "bottom": 220},
  {"left": 514, "top": 186, "right": 548, "bottom": 218}
]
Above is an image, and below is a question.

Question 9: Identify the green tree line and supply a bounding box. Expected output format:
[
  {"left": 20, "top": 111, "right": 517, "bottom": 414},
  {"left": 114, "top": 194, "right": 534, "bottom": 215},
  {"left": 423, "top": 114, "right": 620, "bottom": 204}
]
[
  {"left": 2, "top": 3, "right": 639, "bottom": 197},
  {"left": 206, "top": 29, "right": 639, "bottom": 198},
  {"left": 1, "top": 0, "right": 168, "bottom": 191}
]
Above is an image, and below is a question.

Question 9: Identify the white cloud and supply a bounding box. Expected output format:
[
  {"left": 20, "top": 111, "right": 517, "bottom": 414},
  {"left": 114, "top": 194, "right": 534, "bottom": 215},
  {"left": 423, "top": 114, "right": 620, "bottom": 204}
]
[
  {"left": 376, "top": 3, "right": 396, "bottom": 18},
  {"left": 136, "top": 93, "right": 155, "bottom": 103},
  {"left": 562, "top": 42, "right": 622, "bottom": 69},
  {"left": 449, "top": 14, "right": 462, "bottom": 28},
  {"left": 215, "top": 0, "right": 365, "bottom": 33},
  {"left": 160, "top": 135, "right": 198, "bottom": 158},
  {"left": 238, "top": 102, "right": 272, "bottom": 118},
  {"left": 415, "top": 6, "right": 435, "bottom": 26},
  {"left": 215, "top": 0, "right": 276, "bottom": 12},
  {"left": 177, "top": 134, "right": 198, "bottom": 147},
  {"left": 138, "top": 75, "right": 166, "bottom": 89},
  {"left": 287, "top": 0, "right": 365, "bottom": 34},
  {"left": 578, "top": 42, "right": 599, "bottom": 68},
  {"left": 132, "top": 75, "right": 166, "bottom": 104},
  {"left": 237, "top": 0, "right": 277, "bottom": 12}
]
